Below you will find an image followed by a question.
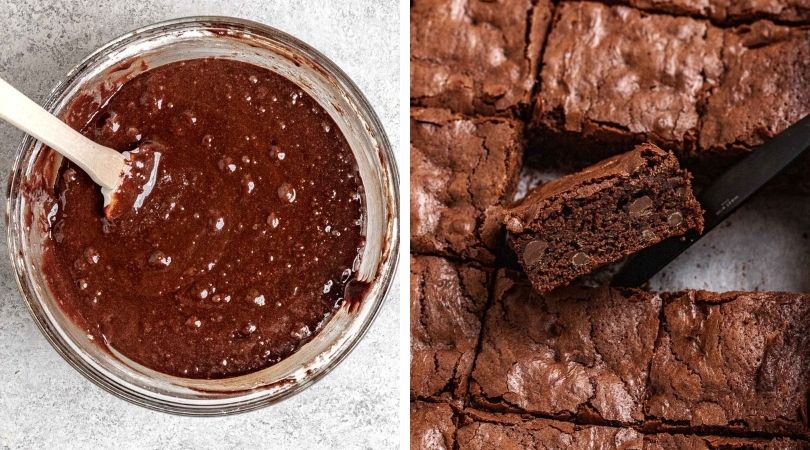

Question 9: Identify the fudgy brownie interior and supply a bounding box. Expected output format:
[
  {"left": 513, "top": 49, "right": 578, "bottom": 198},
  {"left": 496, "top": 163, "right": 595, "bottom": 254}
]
[{"left": 504, "top": 144, "right": 704, "bottom": 293}]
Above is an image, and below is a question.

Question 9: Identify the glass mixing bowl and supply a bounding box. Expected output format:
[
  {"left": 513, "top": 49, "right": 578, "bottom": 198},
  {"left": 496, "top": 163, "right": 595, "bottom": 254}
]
[{"left": 6, "top": 16, "right": 399, "bottom": 416}]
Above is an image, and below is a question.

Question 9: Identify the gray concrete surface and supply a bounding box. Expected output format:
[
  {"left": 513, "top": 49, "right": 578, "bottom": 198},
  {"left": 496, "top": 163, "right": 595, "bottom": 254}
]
[
  {"left": 0, "top": 1, "right": 400, "bottom": 449},
  {"left": 648, "top": 190, "right": 810, "bottom": 293}
]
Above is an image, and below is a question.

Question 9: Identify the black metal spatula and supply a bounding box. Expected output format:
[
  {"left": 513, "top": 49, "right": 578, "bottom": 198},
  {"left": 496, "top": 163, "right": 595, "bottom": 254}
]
[{"left": 612, "top": 114, "right": 810, "bottom": 287}]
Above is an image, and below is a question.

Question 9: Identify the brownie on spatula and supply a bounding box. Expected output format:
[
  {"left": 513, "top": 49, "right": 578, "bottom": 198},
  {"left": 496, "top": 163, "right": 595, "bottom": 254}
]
[{"left": 504, "top": 143, "right": 703, "bottom": 293}]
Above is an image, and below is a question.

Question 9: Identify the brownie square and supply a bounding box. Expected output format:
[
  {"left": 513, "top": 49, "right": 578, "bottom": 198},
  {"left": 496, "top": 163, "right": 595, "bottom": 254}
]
[
  {"left": 410, "top": 255, "right": 491, "bottom": 402},
  {"left": 411, "top": 0, "right": 554, "bottom": 116},
  {"left": 470, "top": 270, "right": 661, "bottom": 425},
  {"left": 596, "top": 0, "right": 715, "bottom": 19},
  {"left": 411, "top": 108, "right": 523, "bottom": 263},
  {"left": 712, "top": 0, "right": 810, "bottom": 23},
  {"left": 699, "top": 22, "right": 809, "bottom": 161},
  {"left": 598, "top": 0, "right": 810, "bottom": 24},
  {"left": 411, "top": 401, "right": 456, "bottom": 450},
  {"left": 647, "top": 290, "right": 810, "bottom": 436},
  {"left": 457, "top": 409, "right": 644, "bottom": 449},
  {"left": 531, "top": 2, "right": 723, "bottom": 166},
  {"left": 456, "top": 410, "right": 810, "bottom": 449},
  {"left": 645, "top": 434, "right": 810, "bottom": 449},
  {"left": 504, "top": 144, "right": 703, "bottom": 294}
]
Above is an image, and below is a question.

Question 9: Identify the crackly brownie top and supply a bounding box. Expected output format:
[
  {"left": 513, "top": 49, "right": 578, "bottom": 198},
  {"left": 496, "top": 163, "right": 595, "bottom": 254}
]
[
  {"left": 647, "top": 290, "right": 810, "bottom": 434},
  {"left": 504, "top": 144, "right": 682, "bottom": 230},
  {"left": 411, "top": 0, "right": 553, "bottom": 115},
  {"left": 699, "top": 21, "right": 809, "bottom": 153},
  {"left": 411, "top": 108, "right": 523, "bottom": 262},
  {"left": 712, "top": 0, "right": 810, "bottom": 23},
  {"left": 457, "top": 410, "right": 644, "bottom": 449},
  {"left": 470, "top": 270, "right": 661, "bottom": 424},
  {"left": 457, "top": 409, "right": 810, "bottom": 449},
  {"left": 410, "top": 255, "right": 490, "bottom": 401},
  {"left": 645, "top": 433, "right": 810, "bottom": 450},
  {"left": 610, "top": 0, "right": 810, "bottom": 24},
  {"left": 534, "top": 2, "right": 723, "bottom": 149},
  {"left": 411, "top": 401, "right": 456, "bottom": 450}
]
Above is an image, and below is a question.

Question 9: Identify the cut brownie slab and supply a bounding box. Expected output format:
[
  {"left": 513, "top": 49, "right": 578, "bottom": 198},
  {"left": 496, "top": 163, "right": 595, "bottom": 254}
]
[
  {"left": 531, "top": 2, "right": 723, "bottom": 166},
  {"left": 456, "top": 409, "right": 810, "bottom": 449},
  {"left": 647, "top": 290, "right": 810, "bottom": 436},
  {"left": 504, "top": 144, "right": 703, "bottom": 294},
  {"left": 470, "top": 270, "right": 661, "bottom": 425},
  {"left": 646, "top": 434, "right": 810, "bottom": 449},
  {"left": 699, "top": 21, "right": 809, "bottom": 161},
  {"left": 457, "top": 410, "right": 644, "bottom": 449},
  {"left": 410, "top": 0, "right": 553, "bottom": 116},
  {"left": 598, "top": 0, "right": 810, "bottom": 25},
  {"left": 411, "top": 108, "right": 523, "bottom": 263},
  {"left": 411, "top": 401, "right": 456, "bottom": 450},
  {"left": 410, "top": 255, "right": 491, "bottom": 402},
  {"left": 712, "top": 0, "right": 810, "bottom": 23}
]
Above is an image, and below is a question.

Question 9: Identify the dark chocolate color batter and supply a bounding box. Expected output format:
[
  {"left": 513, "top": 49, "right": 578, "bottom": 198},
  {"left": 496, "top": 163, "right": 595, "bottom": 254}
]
[{"left": 42, "top": 59, "right": 365, "bottom": 378}]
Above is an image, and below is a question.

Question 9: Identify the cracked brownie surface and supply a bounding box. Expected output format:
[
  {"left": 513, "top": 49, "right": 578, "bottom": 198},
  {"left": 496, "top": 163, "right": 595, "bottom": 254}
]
[
  {"left": 411, "top": 401, "right": 457, "bottom": 450},
  {"left": 531, "top": 2, "right": 724, "bottom": 166},
  {"left": 645, "top": 433, "right": 810, "bottom": 449},
  {"left": 597, "top": 0, "right": 810, "bottom": 24},
  {"left": 411, "top": 108, "right": 523, "bottom": 263},
  {"left": 410, "top": 0, "right": 554, "bottom": 116},
  {"left": 457, "top": 409, "right": 810, "bottom": 449},
  {"left": 699, "top": 21, "right": 810, "bottom": 158},
  {"left": 410, "top": 255, "right": 491, "bottom": 402},
  {"left": 710, "top": 0, "right": 810, "bottom": 23},
  {"left": 470, "top": 270, "right": 661, "bottom": 425},
  {"left": 647, "top": 290, "right": 810, "bottom": 436},
  {"left": 458, "top": 409, "right": 644, "bottom": 449}
]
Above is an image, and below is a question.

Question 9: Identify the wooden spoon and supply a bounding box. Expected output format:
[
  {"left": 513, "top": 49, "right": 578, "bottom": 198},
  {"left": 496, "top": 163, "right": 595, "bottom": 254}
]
[{"left": 0, "top": 76, "right": 131, "bottom": 216}]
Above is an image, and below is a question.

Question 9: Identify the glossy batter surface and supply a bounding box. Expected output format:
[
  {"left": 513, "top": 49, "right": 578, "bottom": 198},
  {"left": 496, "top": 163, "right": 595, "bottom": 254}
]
[{"left": 42, "top": 59, "right": 365, "bottom": 378}]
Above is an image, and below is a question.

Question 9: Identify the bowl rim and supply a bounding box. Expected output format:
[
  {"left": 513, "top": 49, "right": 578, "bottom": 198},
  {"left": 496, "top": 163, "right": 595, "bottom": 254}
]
[{"left": 5, "top": 15, "right": 400, "bottom": 416}]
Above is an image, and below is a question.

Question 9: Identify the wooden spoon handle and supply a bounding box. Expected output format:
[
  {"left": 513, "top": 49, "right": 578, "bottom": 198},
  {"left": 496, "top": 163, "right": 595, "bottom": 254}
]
[{"left": 0, "top": 77, "right": 125, "bottom": 190}]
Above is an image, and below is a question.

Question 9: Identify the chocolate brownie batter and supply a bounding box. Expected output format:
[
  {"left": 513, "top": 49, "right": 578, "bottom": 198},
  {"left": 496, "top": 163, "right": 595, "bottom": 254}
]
[{"left": 41, "top": 59, "right": 365, "bottom": 378}]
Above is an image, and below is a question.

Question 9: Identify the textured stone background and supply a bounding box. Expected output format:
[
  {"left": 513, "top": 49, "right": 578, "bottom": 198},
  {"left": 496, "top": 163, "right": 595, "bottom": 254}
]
[{"left": 0, "top": 1, "right": 400, "bottom": 449}]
